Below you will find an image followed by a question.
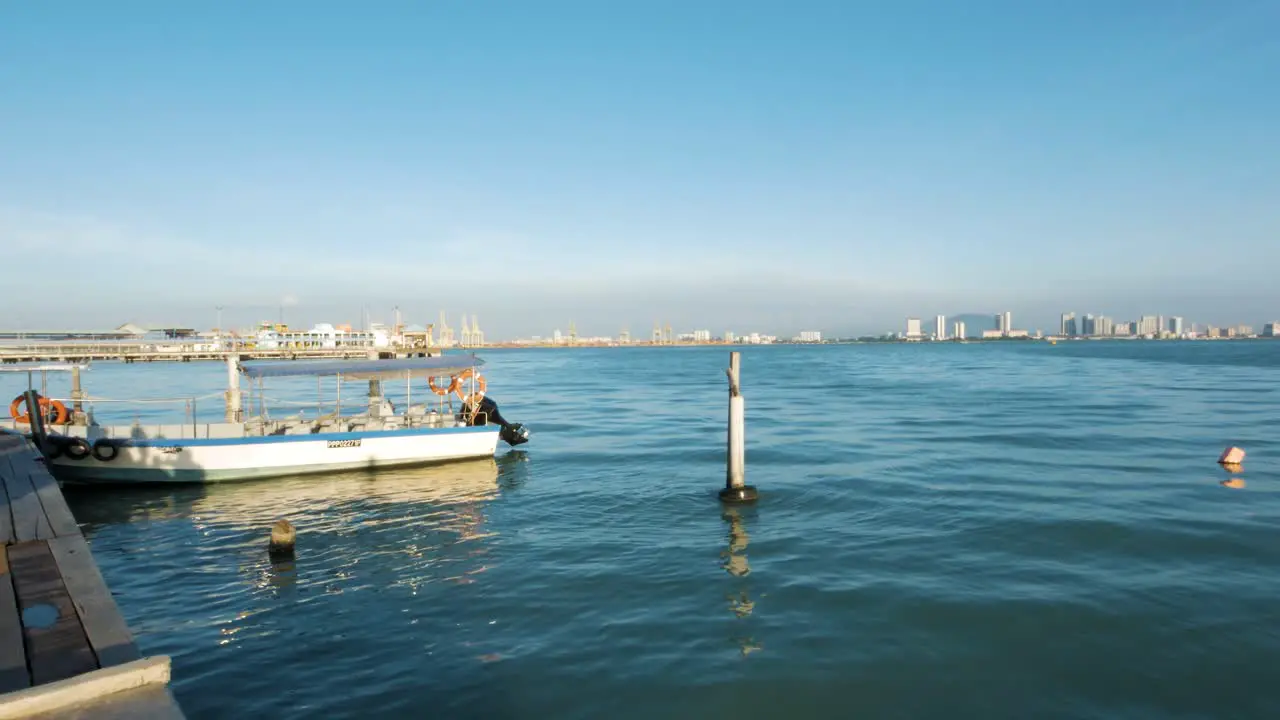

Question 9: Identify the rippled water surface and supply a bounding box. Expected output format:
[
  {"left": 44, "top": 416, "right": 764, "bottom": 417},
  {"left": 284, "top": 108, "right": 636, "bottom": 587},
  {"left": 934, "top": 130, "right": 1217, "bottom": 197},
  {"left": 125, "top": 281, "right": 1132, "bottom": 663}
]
[{"left": 8, "top": 342, "right": 1280, "bottom": 719}]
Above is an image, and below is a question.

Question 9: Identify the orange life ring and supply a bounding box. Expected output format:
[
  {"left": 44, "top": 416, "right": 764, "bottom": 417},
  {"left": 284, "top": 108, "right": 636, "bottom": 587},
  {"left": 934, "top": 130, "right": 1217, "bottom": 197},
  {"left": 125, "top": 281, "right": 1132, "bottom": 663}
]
[
  {"left": 428, "top": 375, "right": 458, "bottom": 396},
  {"left": 8, "top": 394, "right": 68, "bottom": 425},
  {"left": 453, "top": 368, "right": 486, "bottom": 402},
  {"left": 49, "top": 400, "right": 68, "bottom": 424}
]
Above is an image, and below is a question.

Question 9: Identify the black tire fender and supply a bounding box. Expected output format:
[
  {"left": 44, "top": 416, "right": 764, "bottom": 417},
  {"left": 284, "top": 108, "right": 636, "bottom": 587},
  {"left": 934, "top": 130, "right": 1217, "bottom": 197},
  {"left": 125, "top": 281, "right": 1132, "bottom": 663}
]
[
  {"left": 64, "top": 437, "right": 92, "bottom": 461},
  {"left": 91, "top": 439, "right": 120, "bottom": 462}
]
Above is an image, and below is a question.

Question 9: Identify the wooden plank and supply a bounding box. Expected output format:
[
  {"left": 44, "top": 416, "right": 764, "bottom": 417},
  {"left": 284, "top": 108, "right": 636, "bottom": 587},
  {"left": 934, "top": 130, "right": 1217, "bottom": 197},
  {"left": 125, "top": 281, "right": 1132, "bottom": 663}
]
[
  {"left": 3, "top": 464, "right": 52, "bottom": 542},
  {"left": 0, "top": 655, "right": 174, "bottom": 720},
  {"left": 28, "top": 470, "right": 79, "bottom": 538},
  {"left": 7, "top": 540, "right": 97, "bottom": 685},
  {"left": 0, "top": 456, "right": 14, "bottom": 546},
  {"left": 48, "top": 535, "right": 140, "bottom": 668},
  {"left": 0, "top": 546, "right": 31, "bottom": 693}
]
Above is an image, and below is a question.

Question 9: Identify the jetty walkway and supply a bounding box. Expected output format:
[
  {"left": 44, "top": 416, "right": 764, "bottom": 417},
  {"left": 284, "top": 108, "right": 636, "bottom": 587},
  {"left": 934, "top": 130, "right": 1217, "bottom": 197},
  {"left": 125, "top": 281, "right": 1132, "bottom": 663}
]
[
  {"left": 0, "top": 433, "right": 183, "bottom": 718},
  {"left": 1, "top": 344, "right": 383, "bottom": 364}
]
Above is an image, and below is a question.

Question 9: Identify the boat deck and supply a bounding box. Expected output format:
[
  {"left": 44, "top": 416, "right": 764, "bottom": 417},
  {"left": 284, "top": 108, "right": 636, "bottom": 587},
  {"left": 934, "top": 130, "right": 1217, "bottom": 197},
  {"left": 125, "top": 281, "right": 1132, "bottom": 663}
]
[{"left": 0, "top": 433, "right": 184, "bottom": 719}]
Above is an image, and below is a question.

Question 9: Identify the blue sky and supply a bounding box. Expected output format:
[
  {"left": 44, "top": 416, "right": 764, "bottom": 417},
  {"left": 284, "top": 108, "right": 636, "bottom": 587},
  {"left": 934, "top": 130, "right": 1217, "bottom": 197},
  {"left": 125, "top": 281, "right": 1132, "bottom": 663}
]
[{"left": 2, "top": 1, "right": 1278, "bottom": 337}]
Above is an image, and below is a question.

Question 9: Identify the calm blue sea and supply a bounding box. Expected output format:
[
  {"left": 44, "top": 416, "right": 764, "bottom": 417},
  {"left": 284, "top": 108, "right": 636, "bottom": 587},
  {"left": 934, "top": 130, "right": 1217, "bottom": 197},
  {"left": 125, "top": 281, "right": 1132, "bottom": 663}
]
[{"left": 6, "top": 341, "right": 1280, "bottom": 719}]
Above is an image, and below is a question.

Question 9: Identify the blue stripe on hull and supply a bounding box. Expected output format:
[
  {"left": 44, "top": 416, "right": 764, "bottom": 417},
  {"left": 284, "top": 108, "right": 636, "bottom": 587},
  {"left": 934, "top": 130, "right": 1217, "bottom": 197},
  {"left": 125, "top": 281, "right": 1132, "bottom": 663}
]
[
  {"left": 120, "top": 424, "right": 495, "bottom": 448},
  {"left": 53, "top": 453, "right": 497, "bottom": 485}
]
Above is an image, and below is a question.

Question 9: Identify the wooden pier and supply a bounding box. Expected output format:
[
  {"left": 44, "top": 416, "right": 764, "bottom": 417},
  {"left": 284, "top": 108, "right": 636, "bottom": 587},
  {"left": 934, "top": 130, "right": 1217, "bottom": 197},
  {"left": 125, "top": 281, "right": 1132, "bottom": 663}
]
[
  {"left": 0, "top": 344, "right": 411, "bottom": 365},
  {"left": 0, "top": 433, "right": 183, "bottom": 718}
]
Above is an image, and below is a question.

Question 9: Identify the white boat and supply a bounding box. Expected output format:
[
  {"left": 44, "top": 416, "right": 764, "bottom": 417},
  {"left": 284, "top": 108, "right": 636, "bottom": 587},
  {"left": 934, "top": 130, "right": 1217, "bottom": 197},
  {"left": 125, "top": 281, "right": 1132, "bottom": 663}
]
[{"left": 1, "top": 356, "right": 529, "bottom": 485}]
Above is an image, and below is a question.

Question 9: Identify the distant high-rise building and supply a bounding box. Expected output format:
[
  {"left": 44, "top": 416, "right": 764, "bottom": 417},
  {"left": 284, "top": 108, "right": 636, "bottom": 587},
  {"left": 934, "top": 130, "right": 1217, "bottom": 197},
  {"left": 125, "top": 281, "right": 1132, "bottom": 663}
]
[
  {"left": 1170, "top": 317, "right": 1184, "bottom": 336},
  {"left": 1082, "top": 314, "right": 1096, "bottom": 336},
  {"left": 1139, "top": 316, "right": 1159, "bottom": 336},
  {"left": 798, "top": 331, "right": 822, "bottom": 342},
  {"left": 935, "top": 315, "right": 947, "bottom": 340},
  {"left": 906, "top": 317, "right": 922, "bottom": 338},
  {"left": 1060, "top": 312, "right": 1075, "bottom": 337},
  {"left": 953, "top": 321, "right": 966, "bottom": 339},
  {"left": 1004, "top": 311, "right": 1012, "bottom": 334},
  {"left": 724, "top": 331, "right": 735, "bottom": 344},
  {"left": 995, "top": 314, "right": 1005, "bottom": 332},
  {"left": 1264, "top": 322, "right": 1278, "bottom": 337},
  {"left": 1081, "top": 314, "right": 1113, "bottom": 336}
]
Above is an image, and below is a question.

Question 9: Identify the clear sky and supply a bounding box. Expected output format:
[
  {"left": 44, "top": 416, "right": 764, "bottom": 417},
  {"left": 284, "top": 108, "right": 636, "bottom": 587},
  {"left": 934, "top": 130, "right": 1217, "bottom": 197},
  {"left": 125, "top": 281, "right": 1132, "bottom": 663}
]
[{"left": 3, "top": 1, "right": 1278, "bottom": 337}]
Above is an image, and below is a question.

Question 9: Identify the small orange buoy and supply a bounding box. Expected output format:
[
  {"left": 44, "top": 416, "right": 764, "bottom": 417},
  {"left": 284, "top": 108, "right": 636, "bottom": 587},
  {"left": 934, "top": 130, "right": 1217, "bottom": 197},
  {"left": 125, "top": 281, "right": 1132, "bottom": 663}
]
[
  {"left": 1221, "top": 478, "right": 1246, "bottom": 489},
  {"left": 1218, "top": 447, "right": 1246, "bottom": 465}
]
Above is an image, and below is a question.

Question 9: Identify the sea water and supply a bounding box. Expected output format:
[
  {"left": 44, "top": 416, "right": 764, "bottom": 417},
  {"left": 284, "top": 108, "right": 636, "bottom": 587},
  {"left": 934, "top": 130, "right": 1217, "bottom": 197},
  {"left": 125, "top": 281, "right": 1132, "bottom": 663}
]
[{"left": 6, "top": 341, "right": 1279, "bottom": 719}]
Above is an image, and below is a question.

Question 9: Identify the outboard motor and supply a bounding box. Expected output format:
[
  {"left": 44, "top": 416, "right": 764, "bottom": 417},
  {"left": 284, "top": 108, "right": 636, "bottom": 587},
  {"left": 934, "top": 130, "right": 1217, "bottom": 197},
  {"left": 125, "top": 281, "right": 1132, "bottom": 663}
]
[{"left": 463, "top": 396, "right": 530, "bottom": 446}]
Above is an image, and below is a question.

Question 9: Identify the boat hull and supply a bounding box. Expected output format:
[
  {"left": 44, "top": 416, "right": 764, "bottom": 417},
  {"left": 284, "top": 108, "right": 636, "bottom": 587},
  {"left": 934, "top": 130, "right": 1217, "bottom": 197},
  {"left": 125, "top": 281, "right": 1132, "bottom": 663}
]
[{"left": 48, "top": 425, "right": 502, "bottom": 484}]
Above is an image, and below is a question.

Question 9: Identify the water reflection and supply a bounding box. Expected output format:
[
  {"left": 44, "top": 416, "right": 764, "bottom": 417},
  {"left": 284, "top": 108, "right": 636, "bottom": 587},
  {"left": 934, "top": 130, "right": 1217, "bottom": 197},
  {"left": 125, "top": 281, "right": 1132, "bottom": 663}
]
[
  {"left": 721, "top": 506, "right": 762, "bottom": 656},
  {"left": 265, "top": 556, "right": 298, "bottom": 593},
  {"left": 67, "top": 458, "right": 506, "bottom": 532},
  {"left": 73, "top": 458, "right": 520, "bottom": 651}
]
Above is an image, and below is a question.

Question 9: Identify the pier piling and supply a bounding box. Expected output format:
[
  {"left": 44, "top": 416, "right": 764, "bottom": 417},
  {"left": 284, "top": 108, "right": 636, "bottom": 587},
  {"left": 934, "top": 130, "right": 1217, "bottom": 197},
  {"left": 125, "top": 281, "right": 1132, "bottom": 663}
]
[
  {"left": 720, "top": 352, "right": 757, "bottom": 503},
  {"left": 268, "top": 519, "right": 296, "bottom": 558}
]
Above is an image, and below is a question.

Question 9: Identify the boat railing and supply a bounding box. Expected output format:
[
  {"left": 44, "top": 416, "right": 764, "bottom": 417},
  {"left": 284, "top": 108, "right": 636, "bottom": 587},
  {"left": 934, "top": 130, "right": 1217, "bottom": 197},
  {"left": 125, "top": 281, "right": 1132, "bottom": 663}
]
[{"left": 22, "top": 393, "right": 220, "bottom": 439}]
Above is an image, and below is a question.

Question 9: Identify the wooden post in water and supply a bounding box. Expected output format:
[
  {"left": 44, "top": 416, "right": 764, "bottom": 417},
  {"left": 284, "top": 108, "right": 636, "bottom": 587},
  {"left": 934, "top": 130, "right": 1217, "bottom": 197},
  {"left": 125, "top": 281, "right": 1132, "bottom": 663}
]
[
  {"left": 269, "top": 519, "right": 296, "bottom": 558},
  {"left": 720, "top": 352, "right": 758, "bottom": 503}
]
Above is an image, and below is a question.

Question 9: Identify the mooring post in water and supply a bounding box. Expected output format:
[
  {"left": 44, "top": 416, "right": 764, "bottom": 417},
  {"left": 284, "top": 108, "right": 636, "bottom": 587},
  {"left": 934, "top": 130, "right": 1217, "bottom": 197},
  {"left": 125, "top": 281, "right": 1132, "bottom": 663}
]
[
  {"left": 224, "top": 355, "right": 243, "bottom": 423},
  {"left": 269, "top": 519, "right": 296, "bottom": 558},
  {"left": 720, "top": 351, "right": 758, "bottom": 503}
]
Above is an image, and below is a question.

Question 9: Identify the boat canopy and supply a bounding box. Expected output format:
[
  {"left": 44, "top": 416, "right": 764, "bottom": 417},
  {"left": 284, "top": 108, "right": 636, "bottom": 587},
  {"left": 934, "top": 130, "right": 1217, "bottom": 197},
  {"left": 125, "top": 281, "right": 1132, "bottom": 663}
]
[
  {"left": 239, "top": 355, "right": 485, "bottom": 381},
  {"left": 0, "top": 362, "right": 89, "bottom": 373}
]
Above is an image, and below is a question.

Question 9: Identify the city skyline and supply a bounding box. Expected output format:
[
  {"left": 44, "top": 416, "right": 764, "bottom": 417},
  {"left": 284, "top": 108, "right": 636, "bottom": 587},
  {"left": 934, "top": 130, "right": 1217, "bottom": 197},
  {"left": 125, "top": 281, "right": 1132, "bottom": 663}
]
[
  {"left": 2, "top": 298, "right": 1280, "bottom": 340},
  {"left": 6, "top": 302, "right": 1276, "bottom": 344}
]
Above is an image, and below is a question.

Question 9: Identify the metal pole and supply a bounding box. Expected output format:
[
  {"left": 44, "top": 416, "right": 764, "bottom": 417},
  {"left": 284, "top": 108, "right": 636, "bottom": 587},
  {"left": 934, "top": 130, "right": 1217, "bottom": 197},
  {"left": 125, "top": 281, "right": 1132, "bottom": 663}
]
[
  {"left": 720, "top": 351, "right": 757, "bottom": 503},
  {"left": 71, "top": 365, "right": 85, "bottom": 423},
  {"left": 24, "top": 389, "right": 50, "bottom": 455},
  {"left": 225, "top": 355, "right": 242, "bottom": 423}
]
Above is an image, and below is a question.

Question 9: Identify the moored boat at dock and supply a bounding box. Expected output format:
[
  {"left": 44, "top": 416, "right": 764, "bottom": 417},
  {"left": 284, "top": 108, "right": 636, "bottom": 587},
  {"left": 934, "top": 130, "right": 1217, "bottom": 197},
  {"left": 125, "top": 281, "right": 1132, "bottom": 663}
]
[{"left": 1, "top": 356, "right": 529, "bottom": 484}]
